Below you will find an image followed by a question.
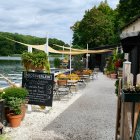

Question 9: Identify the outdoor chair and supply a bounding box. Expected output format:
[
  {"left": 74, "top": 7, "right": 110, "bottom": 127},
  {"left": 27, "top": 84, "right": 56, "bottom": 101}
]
[
  {"left": 77, "top": 74, "right": 86, "bottom": 87},
  {"left": 56, "top": 80, "right": 71, "bottom": 99},
  {"left": 93, "top": 68, "right": 99, "bottom": 79},
  {"left": 53, "top": 81, "right": 60, "bottom": 100},
  {"left": 67, "top": 74, "right": 79, "bottom": 93}
]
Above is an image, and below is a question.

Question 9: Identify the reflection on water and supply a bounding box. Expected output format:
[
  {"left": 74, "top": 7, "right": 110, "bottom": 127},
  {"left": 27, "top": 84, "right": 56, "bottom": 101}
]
[
  {"left": 0, "top": 60, "right": 65, "bottom": 88},
  {"left": 0, "top": 61, "right": 23, "bottom": 88}
]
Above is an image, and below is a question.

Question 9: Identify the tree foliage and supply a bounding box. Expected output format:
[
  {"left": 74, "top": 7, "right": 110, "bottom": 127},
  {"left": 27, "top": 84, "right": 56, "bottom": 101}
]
[
  {"left": 0, "top": 32, "right": 68, "bottom": 56},
  {"left": 117, "top": 0, "right": 140, "bottom": 28},
  {"left": 72, "top": 1, "right": 119, "bottom": 49},
  {"left": 72, "top": 0, "right": 140, "bottom": 49}
]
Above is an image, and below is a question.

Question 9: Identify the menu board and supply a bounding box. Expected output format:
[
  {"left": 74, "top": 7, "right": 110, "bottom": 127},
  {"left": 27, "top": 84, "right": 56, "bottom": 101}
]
[{"left": 22, "top": 71, "right": 54, "bottom": 106}]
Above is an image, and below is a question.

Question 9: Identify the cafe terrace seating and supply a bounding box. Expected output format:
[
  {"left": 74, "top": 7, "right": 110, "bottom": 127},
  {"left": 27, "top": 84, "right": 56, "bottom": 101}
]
[
  {"left": 56, "top": 79, "right": 71, "bottom": 99},
  {"left": 67, "top": 74, "right": 79, "bottom": 93}
]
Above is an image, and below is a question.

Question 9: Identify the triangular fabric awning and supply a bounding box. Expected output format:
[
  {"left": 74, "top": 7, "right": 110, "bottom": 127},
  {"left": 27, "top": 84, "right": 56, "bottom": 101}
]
[
  {"left": 53, "top": 44, "right": 112, "bottom": 53},
  {"left": 2, "top": 36, "right": 112, "bottom": 54},
  {"left": 3, "top": 37, "right": 86, "bottom": 55}
]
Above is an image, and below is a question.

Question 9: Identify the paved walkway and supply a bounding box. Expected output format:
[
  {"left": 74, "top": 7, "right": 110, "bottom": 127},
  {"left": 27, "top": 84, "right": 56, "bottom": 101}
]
[
  {"left": 8, "top": 73, "right": 117, "bottom": 140},
  {"left": 42, "top": 73, "right": 116, "bottom": 140}
]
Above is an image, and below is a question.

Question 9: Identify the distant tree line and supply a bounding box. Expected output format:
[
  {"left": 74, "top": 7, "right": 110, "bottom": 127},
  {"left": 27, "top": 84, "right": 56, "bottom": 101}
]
[
  {"left": 71, "top": 0, "right": 140, "bottom": 49},
  {"left": 1, "top": 0, "right": 139, "bottom": 55},
  {"left": 0, "top": 32, "right": 69, "bottom": 56}
]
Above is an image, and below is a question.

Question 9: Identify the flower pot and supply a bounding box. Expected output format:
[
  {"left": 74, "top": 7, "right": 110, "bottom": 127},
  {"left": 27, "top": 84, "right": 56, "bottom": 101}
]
[
  {"left": 57, "top": 80, "right": 67, "bottom": 86},
  {"left": 107, "top": 74, "right": 111, "bottom": 78},
  {"left": 5, "top": 107, "right": 14, "bottom": 123},
  {"left": 110, "top": 73, "right": 117, "bottom": 79},
  {"left": 8, "top": 113, "right": 22, "bottom": 128}
]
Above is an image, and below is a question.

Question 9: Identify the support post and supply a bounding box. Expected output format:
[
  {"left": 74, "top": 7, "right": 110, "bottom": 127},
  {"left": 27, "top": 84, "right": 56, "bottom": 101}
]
[
  {"left": 62, "top": 45, "right": 64, "bottom": 58},
  {"left": 28, "top": 46, "right": 32, "bottom": 53},
  {"left": 122, "top": 60, "right": 131, "bottom": 89},
  {"left": 27, "top": 46, "right": 32, "bottom": 112},
  {"left": 45, "top": 33, "right": 49, "bottom": 55},
  {"left": 70, "top": 41, "right": 72, "bottom": 74},
  {"left": 86, "top": 44, "right": 89, "bottom": 69}
]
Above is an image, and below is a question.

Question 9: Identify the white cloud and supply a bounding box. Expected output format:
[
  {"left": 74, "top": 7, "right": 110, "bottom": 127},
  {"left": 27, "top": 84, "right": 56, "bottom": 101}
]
[{"left": 0, "top": 0, "right": 119, "bottom": 44}]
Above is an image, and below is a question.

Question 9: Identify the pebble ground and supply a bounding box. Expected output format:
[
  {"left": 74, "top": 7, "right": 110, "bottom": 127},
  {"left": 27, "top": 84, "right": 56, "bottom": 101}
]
[{"left": 6, "top": 73, "right": 117, "bottom": 140}]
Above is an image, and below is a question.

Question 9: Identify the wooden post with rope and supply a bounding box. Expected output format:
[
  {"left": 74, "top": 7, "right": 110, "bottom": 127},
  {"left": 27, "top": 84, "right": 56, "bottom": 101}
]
[
  {"left": 115, "top": 78, "right": 122, "bottom": 140},
  {"left": 0, "top": 74, "right": 17, "bottom": 90}
]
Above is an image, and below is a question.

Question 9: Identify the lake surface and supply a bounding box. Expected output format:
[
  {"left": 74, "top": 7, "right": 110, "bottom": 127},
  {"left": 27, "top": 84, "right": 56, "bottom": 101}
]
[
  {"left": 0, "top": 60, "right": 68, "bottom": 88},
  {"left": 0, "top": 61, "right": 23, "bottom": 88}
]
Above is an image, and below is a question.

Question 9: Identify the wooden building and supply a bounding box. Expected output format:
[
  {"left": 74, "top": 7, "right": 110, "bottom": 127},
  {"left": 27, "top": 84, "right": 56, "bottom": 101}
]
[
  {"left": 120, "top": 15, "right": 140, "bottom": 83},
  {"left": 115, "top": 15, "right": 140, "bottom": 140},
  {"left": 88, "top": 45, "right": 117, "bottom": 71}
]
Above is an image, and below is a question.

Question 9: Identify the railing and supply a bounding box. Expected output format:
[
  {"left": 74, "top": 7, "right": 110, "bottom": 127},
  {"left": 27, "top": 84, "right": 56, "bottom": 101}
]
[
  {"left": 0, "top": 56, "right": 21, "bottom": 60},
  {"left": 115, "top": 77, "right": 140, "bottom": 140}
]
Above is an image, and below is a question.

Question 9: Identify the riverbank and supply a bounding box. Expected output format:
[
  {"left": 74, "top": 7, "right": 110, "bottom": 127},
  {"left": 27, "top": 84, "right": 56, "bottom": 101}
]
[{"left": 4, "top": 73, "right": 117, "bottom": 140}]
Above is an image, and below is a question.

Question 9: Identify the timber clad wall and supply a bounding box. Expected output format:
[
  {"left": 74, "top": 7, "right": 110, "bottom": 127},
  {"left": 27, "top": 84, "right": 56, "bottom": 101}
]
[
  {"left": 121, "top": 16, "right": 140, "bottom": 81},
  {"left": 122, "top": 18, "right": 140, "bottom": 33}
]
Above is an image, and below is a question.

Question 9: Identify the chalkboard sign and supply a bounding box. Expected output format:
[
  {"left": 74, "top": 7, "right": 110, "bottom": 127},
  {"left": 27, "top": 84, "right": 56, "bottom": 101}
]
[
  {"left": 22, "top": 71, "right": 54, "bottom": 106},
  {"left": 134, "top": 112, "right": 140, "bottom": 140}
]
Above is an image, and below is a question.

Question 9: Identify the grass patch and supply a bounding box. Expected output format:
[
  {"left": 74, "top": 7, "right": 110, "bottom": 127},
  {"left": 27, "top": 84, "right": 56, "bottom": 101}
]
[{"left": 0, "top": 134, "right": 11, "bottom": 140}]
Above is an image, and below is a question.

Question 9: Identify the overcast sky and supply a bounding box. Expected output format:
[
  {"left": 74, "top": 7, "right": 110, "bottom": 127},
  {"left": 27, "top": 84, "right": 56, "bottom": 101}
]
[{"left": 0, "top": 0, "right": 119, "bottom": 44}]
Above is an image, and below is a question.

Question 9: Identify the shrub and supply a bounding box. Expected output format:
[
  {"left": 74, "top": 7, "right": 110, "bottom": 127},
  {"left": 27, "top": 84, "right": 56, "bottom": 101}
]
[
  {"left": 115, "top": 79, "right": 119, "bottom": 96},
  {"left": 72, "top": 55, "right": 84, "bottom": 71},
  {"left": 57, "top": 74, "right": 68, "bottom": 80},
  {"left": 2, "top": 87, "right": 28, "bottom": 102},
  {"left": 21, "top": 51, "right": 50, "bottom": 72},
  {"left": 54, "top": 58, "right": 61, "bottom": 68},
  {"left": 7, "top": 97, "right": 23, "bottom": 115}
]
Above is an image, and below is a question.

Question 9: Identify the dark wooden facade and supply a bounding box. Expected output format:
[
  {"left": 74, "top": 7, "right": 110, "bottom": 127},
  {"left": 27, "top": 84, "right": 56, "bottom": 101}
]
[
  {"left": 88, "top": 45, "right": 117, "bottom": 71},
  {"left": 88, "top": 52, "right": 112, "bottom": 71},
  {"left": 121, "top": 35, "right": 140, "bottom": 83}
]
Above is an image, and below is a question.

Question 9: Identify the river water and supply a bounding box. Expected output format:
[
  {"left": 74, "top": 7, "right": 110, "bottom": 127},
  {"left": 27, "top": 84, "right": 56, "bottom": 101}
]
[
  {"left": 0, "top": 61, "right": 23, "bottom": 88},
  {"left": 0, "top": 59, "right": 68, "bottom": 88}
]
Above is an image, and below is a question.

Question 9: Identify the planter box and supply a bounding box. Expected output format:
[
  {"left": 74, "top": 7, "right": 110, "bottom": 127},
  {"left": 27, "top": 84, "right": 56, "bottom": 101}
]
[
  {"left": 121, "top": 91, "right": 140, "bottom": 102},
  {"left": 110, "top": 73, "right": 117, "bottom": 79}
]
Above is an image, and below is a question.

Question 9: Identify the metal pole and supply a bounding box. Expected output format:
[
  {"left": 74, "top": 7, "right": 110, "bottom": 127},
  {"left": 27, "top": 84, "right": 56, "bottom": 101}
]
[
  {"left": 86, "top": 44, "right": 88, "bottom": 69},
  {"left": 70, "top": 41, "right": 72, "bottom": 74},
  {"left": 62, "top": 45, "right": 64, "bottom": 59},
  {"left": 45, "top": 33, "right": 49, "bottom": 55},
  {"left": 27, "top": 46, "right": 32, "bottom": 112},
  {"left": 28, "top": 46, "right": 32, "bottom": 53}
]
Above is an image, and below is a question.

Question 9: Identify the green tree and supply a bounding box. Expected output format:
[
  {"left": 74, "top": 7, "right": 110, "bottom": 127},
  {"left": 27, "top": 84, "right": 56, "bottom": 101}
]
[
  {"left": 72, "top": 1, "right": 118, "bottom": 49},
  {"left": 117, "top": 0, "right": 140, "bottom": 28},
  {"left": 72, "top": 55, "right": 84, "bottom": 71},
  {"left": 0, "top": 32, "right": 68, "bottom": 56},
  {"left": 54, "top": 58, "right": 61, "bottom": 68}
]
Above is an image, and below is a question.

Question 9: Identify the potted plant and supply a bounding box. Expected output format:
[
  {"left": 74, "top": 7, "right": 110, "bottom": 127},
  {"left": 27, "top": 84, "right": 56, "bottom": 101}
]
[
  {"left": 21, "top": 51, "right": 50, "bottom": 73},
  {"left": 7, "top": 97, "right": 23, "bottom": 127},
  {"left": 21, "top": 52, "right": 33, "bottom": 71},
  {"left": 57, "top": 74, "right": 68, "bottom": 86},
  {"left": 121, "top": 84, "right": 140, "bottom": 102},
  {"left": 68, "top": 73, "right": 80, "bottom": 80},
  {"left": 110, "top": 71, "right": 117, "bottom": 79},
  {"left": 2, "top": 87, "right": 28, "bottom": 123}
]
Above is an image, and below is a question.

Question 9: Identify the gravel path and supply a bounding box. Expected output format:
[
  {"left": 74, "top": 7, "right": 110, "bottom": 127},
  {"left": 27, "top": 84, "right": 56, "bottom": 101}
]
[{"left": 6, "top": 73, "right": 117, "bottom": 140}]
